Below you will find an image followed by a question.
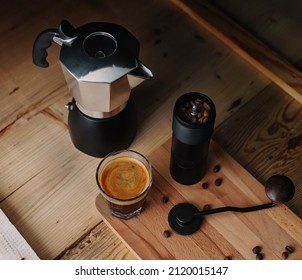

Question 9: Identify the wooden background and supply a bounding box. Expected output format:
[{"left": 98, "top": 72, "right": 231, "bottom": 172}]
[{"left": 0, "top": 0, "right": 301, "bottom": 259}]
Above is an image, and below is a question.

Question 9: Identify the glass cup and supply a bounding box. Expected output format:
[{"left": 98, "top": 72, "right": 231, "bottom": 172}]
[{"left": 96, "top": 150, "right": 153, "bottom": 219}]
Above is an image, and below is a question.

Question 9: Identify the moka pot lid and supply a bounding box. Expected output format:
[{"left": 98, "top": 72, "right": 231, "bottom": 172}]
[{"left": 60, "top": 22, "right": 141, "bottom": 83}]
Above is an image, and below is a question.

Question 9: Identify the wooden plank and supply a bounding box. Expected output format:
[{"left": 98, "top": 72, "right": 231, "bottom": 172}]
[
  {"left": 213, "top": 83, "right": 302, "bottom": 218},
  {"left": 169, "top": 0, "right": 302, "bottom": 104},
  {"left": 0, "top": 112, "right": 102, "bottom": 259},
  {"left": 0, "top": 0, "right": 292, "bottom": 260},
  {"left": 0, "top": 0, "right": 73, "bottom": 131},
  {"left": 96, "top": 140, "right": 302, "bottom": 259},
  {"left": 60, "top": 222, "right": 135, "bottom": 260},
  {"left": 211, "top": 0, "right": 302, "bottom": 66}
]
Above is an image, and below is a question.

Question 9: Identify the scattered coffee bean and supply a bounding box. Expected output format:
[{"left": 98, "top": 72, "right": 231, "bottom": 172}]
[
  {"left": 163, "top": 230, "right": 171, "bottom": 238},
  {"left": 282, "top": 251, "right": 288, "bottom": 259},
  {"left": 215, "top": 178, "right": 223, "bottom": 186},
  {"left": 256, "top": 253, "right": 263, "bottom": 260},
  {"left": 213, "top": 164, "right": 221, "bottom": 173},
  {"left": 224, "top": 256, "right": 232, "bottom": 260},
  {"left": 285, "top": 245, "right": 294, "bottom": 253},
  {"left": 203, "top": 204, "right": 211, "bottom": 211},
  {"left": 252, "top": 246, "right": 262, "bottom": 254},
  {"left": 162, "top": 196, "right": 169, "bottom": 204},
  {"left": 201, "top": 182, "right": 209, "bottom": 189}
]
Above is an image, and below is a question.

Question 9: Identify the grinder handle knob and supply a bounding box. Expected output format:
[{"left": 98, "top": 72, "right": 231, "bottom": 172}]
[{"left": 32, "top": 28, "right": 59, "bottom": 68}]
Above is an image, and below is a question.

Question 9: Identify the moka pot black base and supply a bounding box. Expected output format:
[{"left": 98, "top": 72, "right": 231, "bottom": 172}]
[{"left": 67, "top": 98, "right": 137, "bottom": 158}]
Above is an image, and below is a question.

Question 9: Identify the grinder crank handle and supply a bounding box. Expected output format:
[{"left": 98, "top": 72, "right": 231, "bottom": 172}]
[
  {"left": 32, "top": 20, "right": 77, "bottom": 68},
  {"left": 194, "top": 202, "right": 277, "bottom": 217}
]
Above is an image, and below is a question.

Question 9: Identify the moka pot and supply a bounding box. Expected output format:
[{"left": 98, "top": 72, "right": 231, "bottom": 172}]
[{"left": 33, "top": 20, "right": 152, "bottom": 157}]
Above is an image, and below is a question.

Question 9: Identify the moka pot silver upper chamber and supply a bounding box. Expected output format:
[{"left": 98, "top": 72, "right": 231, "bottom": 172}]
[{"left": 33, "top": 20, "right": 153, "bottom": 157}]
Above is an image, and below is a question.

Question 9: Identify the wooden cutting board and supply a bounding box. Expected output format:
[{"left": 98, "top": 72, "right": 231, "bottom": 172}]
[{"left": 95, "top": 139, "right": 302, "bottom": 259}]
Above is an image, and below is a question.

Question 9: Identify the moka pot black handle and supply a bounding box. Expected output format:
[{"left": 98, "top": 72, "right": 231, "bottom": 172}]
[
  {"left": 32, "top": 28, "right": 59, "bottom": 68},
  {"left": 32, "top": 20, "right": 78, "bottom": 68}
]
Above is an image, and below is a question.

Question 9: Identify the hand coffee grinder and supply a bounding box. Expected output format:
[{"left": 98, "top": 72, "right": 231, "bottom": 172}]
[{"left": 32, "top": 20, "right": 152, "bottom": 157}]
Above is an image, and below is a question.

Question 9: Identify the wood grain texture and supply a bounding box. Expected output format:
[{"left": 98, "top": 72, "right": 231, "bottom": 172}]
[
  {"left": 60, "top": 222, "right": 135, "bottom": 260},
  {"left": 0, "top": 0, "right": 268, "bottom": 259},
  {"left": 0, "top": 112, "right": 102, "bottom": 259},
  {"left": 211, "top": 0, "right": 302, "bottom": 67},
  {"left": 1, "top": 0, "right": 301, "bottom": 260},
  {"left": 96, "top": 140, "right": 302, "bottom": 260},
  {"left": 170, "top": 0, "right": 302, "bottom": 104},
  {"left": 214, "top": 84, "right": 302, "bottom": 217}
]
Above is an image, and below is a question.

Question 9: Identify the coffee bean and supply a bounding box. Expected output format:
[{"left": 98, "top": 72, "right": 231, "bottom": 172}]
[
  {"left": 203, "top": 204, "right": 211, "bottom": 211},
  {"left": 252, "top": 246, "right": 261, "bottom": 254},
  {"left": 202, "top": 117, "right": 208, "bottom": 123},
  {"left": 198, "top": 116, "right": 204, "bottom": 124},
  {"left": 197, "top": 103, "right": 205, "bottom": 111},
  {"left": 285, "top": 245, "right": 294, "bottom": 253},
  {"left": 213, "top": 164, "right": 221, "bottom": 173},
  {"left": 282, "top": 251, "right": 288, "bottom": 259},
  {"left": 215, "top": 178, "right": 223, "bottom": 186},
  {"left": 201, "top": 182, "right": 209, "bottom": 189},
  {"left": 190, "top": 117, "right": 197, "bottom": 124},
  {"left": 203, "top": 102, "right": 211, "bottom": 111},
  {"left": 178, "top": 97, "right": 212, "bottom": 125},
  {"left": 224, "top": 256, "right": 232, "bottom": 260},
  {"left": 256, "top": 253, "right": 263, "bottom": 260},
  {"left": 162, "top": 196, "right": 169, "bottom": 204},
  {"left": 194, "top": 98, "right": 202, "bottom": 105},
  {"left": 163, "top": 230, "right": 171, "bottom": 238}
]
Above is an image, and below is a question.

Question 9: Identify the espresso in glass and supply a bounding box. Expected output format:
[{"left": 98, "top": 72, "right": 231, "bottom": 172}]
[{"left": 96, "top": 150, "right": 152, "bottom": 219}]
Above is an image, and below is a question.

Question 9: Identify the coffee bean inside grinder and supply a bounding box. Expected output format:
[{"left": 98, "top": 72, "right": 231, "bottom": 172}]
[{"left": 178, "top": 98, "right": 211, "bottom": 125}]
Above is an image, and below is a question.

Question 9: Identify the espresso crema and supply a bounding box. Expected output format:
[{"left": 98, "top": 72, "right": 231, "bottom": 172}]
[{"left": 99, "top": 157, "right": 149, "bottom": 200}]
